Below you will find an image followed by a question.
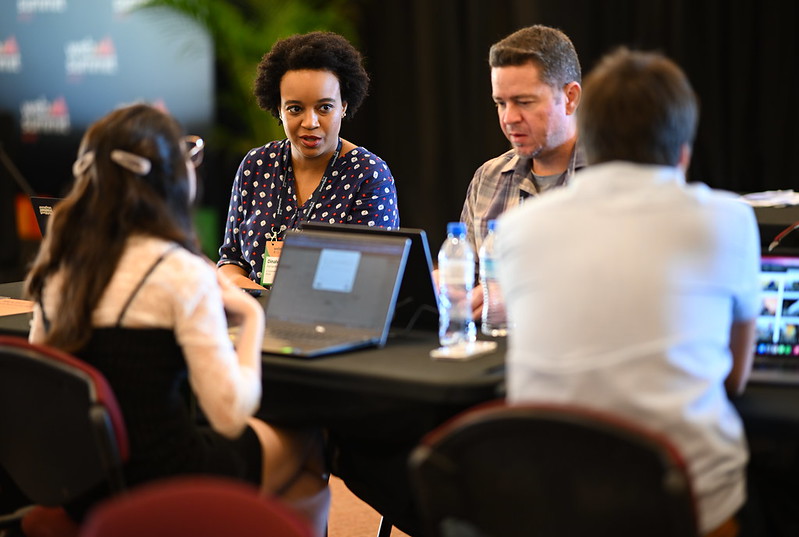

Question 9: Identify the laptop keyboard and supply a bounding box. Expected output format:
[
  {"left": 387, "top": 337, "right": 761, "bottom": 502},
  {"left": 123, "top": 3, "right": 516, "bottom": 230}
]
[{"left": 265, "top": 323, "right": 370, "bottom": 344}]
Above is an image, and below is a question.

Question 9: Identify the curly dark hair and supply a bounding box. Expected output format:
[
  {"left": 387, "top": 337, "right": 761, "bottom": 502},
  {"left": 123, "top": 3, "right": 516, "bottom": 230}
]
[{"left": 254, "top": 31, "right": 369, "bottom": 121}]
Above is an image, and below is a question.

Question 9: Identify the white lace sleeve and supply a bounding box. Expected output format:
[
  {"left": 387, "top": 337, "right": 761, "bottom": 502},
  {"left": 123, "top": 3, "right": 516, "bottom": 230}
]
[{"left": 166, "top": 252, "right": 262, "bottom": 439}]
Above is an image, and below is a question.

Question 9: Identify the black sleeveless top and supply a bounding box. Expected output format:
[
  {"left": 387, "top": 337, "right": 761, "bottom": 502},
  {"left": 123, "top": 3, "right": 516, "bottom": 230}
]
[{"left": 43, "top": 248, "right": 262, "bottom": 518}]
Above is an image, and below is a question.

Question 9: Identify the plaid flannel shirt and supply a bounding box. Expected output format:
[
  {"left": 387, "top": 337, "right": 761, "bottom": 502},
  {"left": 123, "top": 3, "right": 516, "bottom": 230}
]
[{"left": 460, "top": 146, "right": 586, "bottom": 257}]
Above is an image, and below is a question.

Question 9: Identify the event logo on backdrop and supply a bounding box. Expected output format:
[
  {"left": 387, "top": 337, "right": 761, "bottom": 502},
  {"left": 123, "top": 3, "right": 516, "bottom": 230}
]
[
  {"left": 0, "top": 36, "right": 21, "bottom": 73},
  {"left": 112, "top": 0, "right": 148, "bottom": 15},
  {"left": 17, "top": 0, "right": 66, "bottom": 16},
  {"left": 65, "top": 37, "right": 118, "bottom": 77},
  {"left": 1, "top": 0, "right": 212, "bottom": 194},
  {"left": 20, "top": 96, "right": 70, "bottom": 136}
]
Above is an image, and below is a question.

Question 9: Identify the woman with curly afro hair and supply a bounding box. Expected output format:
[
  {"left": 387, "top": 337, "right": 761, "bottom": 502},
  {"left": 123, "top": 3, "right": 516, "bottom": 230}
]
[{"left": 217, "top": 31, "right": 400, "bottom": 289}]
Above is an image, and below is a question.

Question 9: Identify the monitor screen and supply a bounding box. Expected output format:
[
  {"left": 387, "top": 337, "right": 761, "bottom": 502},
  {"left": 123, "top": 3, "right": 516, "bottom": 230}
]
[{"left": 756, "top": 255, "right": 799, "bottom": 359}]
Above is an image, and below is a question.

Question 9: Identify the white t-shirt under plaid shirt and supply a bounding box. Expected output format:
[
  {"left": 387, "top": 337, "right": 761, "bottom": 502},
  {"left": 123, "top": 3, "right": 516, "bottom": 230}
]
[{"left": 460, "top": 146, "right": 585, "bottom": 257}]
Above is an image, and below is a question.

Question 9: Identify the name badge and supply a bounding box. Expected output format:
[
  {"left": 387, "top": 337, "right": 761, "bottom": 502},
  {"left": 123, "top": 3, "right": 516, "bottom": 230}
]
[{"left": 260, "top": 240, "right": 284, "bottom": 287}]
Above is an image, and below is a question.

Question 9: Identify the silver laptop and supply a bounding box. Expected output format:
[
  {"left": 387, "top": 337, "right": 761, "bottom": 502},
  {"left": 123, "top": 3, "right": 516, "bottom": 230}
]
[
  {"left": 749, "top": 254, "right": 799, "bottom": 384},
  {"left": 260, "top": 229, "right": 410, "bottom": 358}
]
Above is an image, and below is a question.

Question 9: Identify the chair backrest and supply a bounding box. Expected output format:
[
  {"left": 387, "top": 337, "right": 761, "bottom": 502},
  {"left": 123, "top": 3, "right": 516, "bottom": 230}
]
[
  {"left": 409, "top": 400, "right": 699, "bottom": 537},
  {"left": 0, "top": 335, "right": 128, "bottom": 506},
  {"left": 79, "top": 476, "right": 314, "bottom": 537}
]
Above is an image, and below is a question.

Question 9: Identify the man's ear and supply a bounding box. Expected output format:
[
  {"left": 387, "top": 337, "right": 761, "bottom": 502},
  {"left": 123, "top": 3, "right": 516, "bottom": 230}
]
[
  {"left": 564, "top": 82, "right": 581, "bottom": 115},
  {"left": 678, "top": 143, "right": 692, "bottom": 172}
]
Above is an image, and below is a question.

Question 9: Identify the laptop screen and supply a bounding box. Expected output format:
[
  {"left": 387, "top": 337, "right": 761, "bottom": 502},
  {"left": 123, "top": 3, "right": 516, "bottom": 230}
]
[
  {"left": 266, "top": 229, "right": 410, "bottom": 331},
  {"left": 299, "top": 222, "right": 439, "bottom": 330},
  {"left": 755, "top": 255, "right": 799, "bottom": 360},
  {"left": 30, "top": 197, "right": 62, "bottom": 237}
]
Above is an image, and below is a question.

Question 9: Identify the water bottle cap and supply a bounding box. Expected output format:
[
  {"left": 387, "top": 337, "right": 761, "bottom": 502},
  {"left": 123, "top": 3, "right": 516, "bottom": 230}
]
[
  {"left": 487, "top": 219, "right": 497, "bottom": 232},
  {"left": 447, "top": 222, "right": 467, "bottom": 236}
]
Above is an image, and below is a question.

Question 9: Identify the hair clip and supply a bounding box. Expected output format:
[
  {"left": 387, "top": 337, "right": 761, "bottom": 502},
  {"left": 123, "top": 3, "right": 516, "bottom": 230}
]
[
  {"left": 72, "top": 151, "right": 95, "bottom": 177},
  {"left": 110, "top": 149, "right": 152, "bottom": 176}
]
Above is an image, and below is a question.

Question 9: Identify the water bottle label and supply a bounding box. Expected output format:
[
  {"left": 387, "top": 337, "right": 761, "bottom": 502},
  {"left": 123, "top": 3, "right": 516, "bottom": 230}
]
[
  {"left": 440, "top": 259, "right": 473, "bottom": 285},
  {"left": 482, "top": 258, "right": 497, "bottom": 279}
]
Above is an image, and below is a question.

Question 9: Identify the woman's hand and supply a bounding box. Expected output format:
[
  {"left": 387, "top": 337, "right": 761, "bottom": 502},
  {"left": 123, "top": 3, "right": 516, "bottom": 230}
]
[
  {"left": 218, "top": 263, "right": 266, "bottom": 291},
  {"left": 217, "top": 270, "right": 264, "bottom": 328}
]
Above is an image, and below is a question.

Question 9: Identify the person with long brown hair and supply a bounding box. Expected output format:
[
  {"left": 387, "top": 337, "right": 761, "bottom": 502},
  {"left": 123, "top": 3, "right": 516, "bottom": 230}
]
[{"left": 25, "top": 103, "right": 329, "bottom": 535}]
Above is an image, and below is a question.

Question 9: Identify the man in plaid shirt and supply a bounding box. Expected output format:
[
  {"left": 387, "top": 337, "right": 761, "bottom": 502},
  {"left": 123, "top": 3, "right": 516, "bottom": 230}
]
[{"left": 460, "top": 25, "right": 586, "bottom": 318}]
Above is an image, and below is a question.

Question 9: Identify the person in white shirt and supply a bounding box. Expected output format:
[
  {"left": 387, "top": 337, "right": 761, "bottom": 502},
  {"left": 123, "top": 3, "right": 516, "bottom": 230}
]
[{"left": 496, "top": 48, "right": 760, "bottom": 537}]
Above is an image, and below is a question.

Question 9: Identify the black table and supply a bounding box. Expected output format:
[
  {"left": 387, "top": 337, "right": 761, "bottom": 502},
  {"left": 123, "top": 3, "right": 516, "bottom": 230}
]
[
  {"left": 1, "top": 278, "right": 790, "bottom": 434},
  {"left": 0, "top": 280, "right": 504, "bottom": 431},
  {"left": 257, "top": 330, "right": 504, "bottom": 425}
]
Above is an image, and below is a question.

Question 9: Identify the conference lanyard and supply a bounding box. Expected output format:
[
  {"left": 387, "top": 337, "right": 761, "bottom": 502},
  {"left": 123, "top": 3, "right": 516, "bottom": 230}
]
[
  {"left": 267, "top": 139, "right": 342, "bottom": 240},
  {"left": 261, "top": 139, "right": 342, "bottom": 286}
]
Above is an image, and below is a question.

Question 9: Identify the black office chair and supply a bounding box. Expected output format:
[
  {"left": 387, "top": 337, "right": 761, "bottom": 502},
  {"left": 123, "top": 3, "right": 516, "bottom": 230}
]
[
  {"left": 0, "top": 335, "right": 129, "bottom": 537},
  {"left": 409, "top": 399, "right": 699, "bottom": 537}
]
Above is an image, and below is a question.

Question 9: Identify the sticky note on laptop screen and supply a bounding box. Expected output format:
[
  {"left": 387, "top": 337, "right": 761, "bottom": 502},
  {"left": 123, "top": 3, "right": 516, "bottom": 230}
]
[{"left": 267, "top": 230, "right": 410, "bottom": 330}]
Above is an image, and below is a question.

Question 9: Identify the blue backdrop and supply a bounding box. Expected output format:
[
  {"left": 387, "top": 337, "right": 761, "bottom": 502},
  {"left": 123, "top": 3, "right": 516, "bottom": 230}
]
[{"left": 0, "top": 0, "right": 213, "bottom": 196}]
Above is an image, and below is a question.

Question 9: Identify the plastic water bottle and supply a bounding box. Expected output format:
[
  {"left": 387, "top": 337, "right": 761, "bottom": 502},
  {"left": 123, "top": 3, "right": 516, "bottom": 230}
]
[
  {"left": 479, "top": 220, "right": 507, "bottom": 337},
  {"left": 437, "top": 222, "right": 477, "bottom": 347}
]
